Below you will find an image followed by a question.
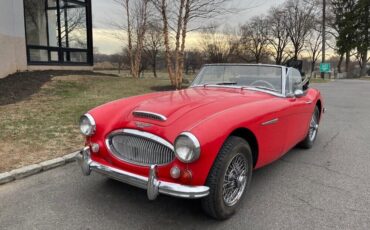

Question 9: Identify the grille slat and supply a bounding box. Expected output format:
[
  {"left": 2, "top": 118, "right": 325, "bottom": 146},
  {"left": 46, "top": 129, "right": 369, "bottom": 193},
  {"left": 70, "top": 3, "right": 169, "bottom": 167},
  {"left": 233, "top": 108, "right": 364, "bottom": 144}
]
[{"left": 108, "top": 132, "right": 174, "bottom": 166}]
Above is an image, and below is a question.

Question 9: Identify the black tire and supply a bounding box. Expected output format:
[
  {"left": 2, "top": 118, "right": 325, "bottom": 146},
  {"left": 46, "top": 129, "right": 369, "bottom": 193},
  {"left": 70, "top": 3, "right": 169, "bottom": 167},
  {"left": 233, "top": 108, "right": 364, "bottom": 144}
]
[
  {"left": 201, "top": 136, "right": 253, "bottom": 220},
  {"left": 299, "top": 106, "right": 320, "bottom": 149}
]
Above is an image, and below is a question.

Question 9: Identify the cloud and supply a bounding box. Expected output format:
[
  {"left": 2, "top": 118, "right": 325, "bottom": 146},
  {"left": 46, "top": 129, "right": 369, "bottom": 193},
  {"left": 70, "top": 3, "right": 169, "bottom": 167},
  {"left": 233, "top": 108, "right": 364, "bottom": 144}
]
[
  {"left": 93, "top": 28, "right": 204, "bottom": 54},
  {"left": 93, "top": 28, "right": 125, "bottom": 54}
]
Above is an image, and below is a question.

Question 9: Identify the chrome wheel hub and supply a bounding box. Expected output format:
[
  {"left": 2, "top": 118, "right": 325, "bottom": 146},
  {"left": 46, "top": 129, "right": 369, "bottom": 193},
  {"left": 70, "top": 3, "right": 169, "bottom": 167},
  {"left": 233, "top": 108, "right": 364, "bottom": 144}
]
[
  {"left": 309, "top": 110, "right": 319, "bottom": 141},
  {"left": 223, "top": 154, "right": 248, "bottom": 207}
]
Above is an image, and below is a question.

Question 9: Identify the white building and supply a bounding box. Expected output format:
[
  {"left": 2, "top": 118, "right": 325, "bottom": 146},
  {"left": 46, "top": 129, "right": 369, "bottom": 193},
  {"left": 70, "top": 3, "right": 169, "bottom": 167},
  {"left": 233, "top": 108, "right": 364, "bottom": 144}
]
[{"left": 0, "top": 0, "right": 93, "bottom": 78}]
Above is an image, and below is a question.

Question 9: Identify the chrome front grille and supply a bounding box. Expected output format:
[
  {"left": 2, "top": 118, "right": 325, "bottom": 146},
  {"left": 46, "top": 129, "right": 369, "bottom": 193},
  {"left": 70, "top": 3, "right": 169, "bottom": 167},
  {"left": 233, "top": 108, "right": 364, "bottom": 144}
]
[{"left": 106, "top": 129, "right": 174, "bottom": 166}]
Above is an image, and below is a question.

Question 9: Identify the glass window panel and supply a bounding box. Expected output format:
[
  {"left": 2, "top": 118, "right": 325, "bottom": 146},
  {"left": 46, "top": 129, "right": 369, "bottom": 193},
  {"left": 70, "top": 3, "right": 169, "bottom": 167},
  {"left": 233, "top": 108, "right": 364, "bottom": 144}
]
[
  {"left": 24, "top": 0, "right": 48, "bottom": 46},
  {"left": 47, "top": 9, "right": 59, "bottom": 47},
  {"left": 64, "top": 51, "right": 87, "bottom": 62},
  {"left": 50, "top": 51, "right": 59, "bottom": 61},
  {"left": 47, "top": 0, "right": 57, "bottom": 8},
  {"left": 29, "top": 49, "right": 49, "bottom": 62},
  {"left": 286, "top": 69, "right": 303, "bottom": 94},
  {"left": 60, "top": 1, "right": 87, "bottom": 49}
]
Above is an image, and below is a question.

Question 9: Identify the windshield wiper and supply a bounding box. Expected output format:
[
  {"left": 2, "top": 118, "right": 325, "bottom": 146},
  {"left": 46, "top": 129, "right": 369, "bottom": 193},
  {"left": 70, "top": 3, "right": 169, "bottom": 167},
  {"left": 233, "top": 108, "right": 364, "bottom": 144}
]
[
  {"left": 214, "top": 82, "right": 237, "bottom": 85},
  {"left": 198, "top": 82, "right": 238, "bottom": 87},
  {"left": 244, "top": 86, "right": 279, "bottom": 93}
]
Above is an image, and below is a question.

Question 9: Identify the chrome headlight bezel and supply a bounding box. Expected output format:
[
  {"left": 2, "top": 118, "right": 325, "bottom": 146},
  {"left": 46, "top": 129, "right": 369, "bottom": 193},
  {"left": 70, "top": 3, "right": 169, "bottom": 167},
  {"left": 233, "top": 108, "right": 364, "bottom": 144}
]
[
  {"left": 79, "top": 114, "right": 96, "bottom": 136},
  {"left": 174, "top": 132, "right": 200, "bottom": 163}
]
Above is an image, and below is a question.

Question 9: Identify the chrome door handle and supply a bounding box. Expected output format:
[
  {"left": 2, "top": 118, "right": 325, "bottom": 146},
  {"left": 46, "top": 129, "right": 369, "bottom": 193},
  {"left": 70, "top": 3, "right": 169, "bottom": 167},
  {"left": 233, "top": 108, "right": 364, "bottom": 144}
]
[{"left": 305, "top": 100, "right": 312, "bottom": 104}]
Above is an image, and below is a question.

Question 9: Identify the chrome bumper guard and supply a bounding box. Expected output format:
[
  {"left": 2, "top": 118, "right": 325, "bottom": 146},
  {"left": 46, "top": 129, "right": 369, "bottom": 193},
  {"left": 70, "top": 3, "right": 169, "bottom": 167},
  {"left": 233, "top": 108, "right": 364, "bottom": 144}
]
[{"left": 76, "top": 147, "right": 209, "bottom": 200}]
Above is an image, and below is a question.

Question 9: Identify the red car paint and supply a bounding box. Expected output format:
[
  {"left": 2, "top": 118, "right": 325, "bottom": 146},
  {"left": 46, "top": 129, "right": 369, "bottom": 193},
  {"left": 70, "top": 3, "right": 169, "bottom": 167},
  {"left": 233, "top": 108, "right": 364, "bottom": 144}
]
[{"left": 86, "top": 86, "right": 323, "bottom": 186}]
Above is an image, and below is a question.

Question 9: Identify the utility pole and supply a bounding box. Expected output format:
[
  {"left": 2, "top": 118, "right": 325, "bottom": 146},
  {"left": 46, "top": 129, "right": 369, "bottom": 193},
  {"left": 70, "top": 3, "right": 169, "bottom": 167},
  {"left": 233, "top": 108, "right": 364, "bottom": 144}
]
[{"left": 321, "top": 0, "right": 326, "bottom": 79}]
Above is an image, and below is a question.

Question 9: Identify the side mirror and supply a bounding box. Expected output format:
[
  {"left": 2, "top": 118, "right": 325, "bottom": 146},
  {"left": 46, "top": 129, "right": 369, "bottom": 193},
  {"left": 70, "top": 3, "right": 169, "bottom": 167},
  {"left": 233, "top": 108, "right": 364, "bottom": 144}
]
[{"left": 294, "top": 89, "right": 304, "bottom": 97}]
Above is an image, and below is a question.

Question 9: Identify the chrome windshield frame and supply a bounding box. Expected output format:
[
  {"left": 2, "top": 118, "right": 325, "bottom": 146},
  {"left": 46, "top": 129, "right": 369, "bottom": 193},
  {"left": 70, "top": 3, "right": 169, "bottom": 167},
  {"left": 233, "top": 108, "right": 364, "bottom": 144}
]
[{"left": 190, "top": 64, "right": 290, "bottom": 98}]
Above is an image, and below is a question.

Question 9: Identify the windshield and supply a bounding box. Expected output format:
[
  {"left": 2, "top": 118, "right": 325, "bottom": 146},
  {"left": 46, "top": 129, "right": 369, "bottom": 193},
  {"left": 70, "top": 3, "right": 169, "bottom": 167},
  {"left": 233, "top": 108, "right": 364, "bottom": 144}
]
[{"left": 191, "top": 65, "right": 283, "bottom": 93}]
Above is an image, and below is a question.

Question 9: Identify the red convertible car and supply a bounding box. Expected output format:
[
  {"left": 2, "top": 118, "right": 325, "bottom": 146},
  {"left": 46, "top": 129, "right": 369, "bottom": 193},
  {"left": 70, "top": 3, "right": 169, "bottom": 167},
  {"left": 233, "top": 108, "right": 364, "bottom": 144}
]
[{"left": 76, "top": 64, "right": 324, "bottom": 219}]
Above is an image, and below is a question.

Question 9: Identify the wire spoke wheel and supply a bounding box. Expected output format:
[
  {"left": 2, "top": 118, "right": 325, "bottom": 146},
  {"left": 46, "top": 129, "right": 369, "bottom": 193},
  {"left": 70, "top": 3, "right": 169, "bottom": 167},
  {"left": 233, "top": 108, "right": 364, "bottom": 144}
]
[
  {"left": 222, "top": 153, "right": 248, "bottom": 207},
  {"left": 309, "top": 108, "right": 319, "bottom": 141}
]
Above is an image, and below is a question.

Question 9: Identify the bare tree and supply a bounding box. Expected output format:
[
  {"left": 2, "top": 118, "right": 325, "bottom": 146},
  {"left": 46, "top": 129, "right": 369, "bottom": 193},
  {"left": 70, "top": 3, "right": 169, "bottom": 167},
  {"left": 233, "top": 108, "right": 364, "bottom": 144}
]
[
  {"left": 115, "top": 0, "right": 150, "bottom": 78},
  {"left": 330, "top": 0, "right": 358, "bottom": 75},
  {"left": 267, "top": 7, "right": 291, "bottom": 65},
  {"left": 153, "top": 0, "right": 239, "bottom": 89},
  {"left": 144, "top": 22, "right": 164, "bottom": 78},
  {"left": 354, "top": 51, "right": 370, "bottom": 72},
  {"left": 326, "top": 1, "right": 343, "bottom": 72},
  {"left": 305, "top": 29, "right": 322, "bottom": 75},
  {"left": 200, "top": 24, "right": 239, "bottom": 63},
  {"left": 283, "top": 0, "right": 316, "bottom": 60},
  {"left": 185, "top": 50, "right": 203, "bottom": 74},
  {"left": 356, "top": 0, "right": 369, "bottom": 77},
  {"left": 239, "top": 16, "right": 271, "bottom": 63}
]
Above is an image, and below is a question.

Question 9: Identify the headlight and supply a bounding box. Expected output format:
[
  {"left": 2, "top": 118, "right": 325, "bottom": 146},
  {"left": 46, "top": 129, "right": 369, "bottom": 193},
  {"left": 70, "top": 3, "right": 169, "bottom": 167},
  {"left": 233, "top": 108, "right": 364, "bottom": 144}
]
[
  {"left": 174, "top": 132, "right": 200, "bottom": 163},
  {"left": 79, "top": 114, "right": 96, "bottom": 136}
]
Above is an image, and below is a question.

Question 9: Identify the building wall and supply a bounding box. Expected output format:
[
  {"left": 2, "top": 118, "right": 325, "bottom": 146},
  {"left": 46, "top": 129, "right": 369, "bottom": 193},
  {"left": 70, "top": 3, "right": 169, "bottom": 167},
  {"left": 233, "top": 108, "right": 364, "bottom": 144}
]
[{"left": 0, "top": 0, "right": 27, "bottom": 78}]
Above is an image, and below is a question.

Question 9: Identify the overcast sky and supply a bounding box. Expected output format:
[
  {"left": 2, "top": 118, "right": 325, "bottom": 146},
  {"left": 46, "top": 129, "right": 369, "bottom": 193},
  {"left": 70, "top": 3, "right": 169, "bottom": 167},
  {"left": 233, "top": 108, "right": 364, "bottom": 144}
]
[{"left": 91, "top": 0, "right": 287, "bottom": 54}]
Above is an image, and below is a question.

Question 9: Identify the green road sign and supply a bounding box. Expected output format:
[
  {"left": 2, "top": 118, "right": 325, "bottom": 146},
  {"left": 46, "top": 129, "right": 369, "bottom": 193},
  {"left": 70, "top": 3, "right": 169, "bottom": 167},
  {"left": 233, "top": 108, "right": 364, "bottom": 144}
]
[{"left": 320, "top": 63, "right": 331, "bottom": 73}]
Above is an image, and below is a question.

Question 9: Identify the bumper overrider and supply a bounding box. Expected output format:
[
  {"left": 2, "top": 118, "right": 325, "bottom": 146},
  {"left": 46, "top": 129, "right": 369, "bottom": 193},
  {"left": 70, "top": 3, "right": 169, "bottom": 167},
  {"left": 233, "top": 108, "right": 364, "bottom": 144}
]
[{"left": 76, "top": 147, "right": 210, "bottom": 200}]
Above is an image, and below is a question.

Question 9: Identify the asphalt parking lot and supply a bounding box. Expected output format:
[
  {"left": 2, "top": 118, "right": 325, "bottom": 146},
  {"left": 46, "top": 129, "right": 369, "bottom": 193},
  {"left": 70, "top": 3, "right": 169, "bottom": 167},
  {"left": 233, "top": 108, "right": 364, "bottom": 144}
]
[{"left": 1, "top": 79, "right": 370, "bottom": 230}]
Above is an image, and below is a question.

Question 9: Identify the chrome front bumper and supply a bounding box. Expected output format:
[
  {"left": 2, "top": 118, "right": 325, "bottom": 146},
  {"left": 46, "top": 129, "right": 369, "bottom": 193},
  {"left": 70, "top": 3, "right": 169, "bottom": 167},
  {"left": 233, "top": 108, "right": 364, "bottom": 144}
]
[{"left": 76, "top": 147, "right": 209, "bottom": 200}]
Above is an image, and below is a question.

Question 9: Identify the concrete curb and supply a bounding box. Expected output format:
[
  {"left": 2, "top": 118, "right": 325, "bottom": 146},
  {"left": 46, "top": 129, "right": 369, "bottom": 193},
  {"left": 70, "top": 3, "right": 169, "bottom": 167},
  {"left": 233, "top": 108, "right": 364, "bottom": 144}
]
[{"left": 0, "top": 151, "right": 79, "bottom": 185}]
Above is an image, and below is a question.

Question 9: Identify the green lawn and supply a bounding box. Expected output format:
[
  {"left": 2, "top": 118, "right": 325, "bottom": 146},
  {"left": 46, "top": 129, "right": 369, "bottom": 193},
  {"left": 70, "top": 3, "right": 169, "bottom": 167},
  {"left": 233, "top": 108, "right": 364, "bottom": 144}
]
[{"left": 0, "top": 72, "right": 183, "bottom": 172}]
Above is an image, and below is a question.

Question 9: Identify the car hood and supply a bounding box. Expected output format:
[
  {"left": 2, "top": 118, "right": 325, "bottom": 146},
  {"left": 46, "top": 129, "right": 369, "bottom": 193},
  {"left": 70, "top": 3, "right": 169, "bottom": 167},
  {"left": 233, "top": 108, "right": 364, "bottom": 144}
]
[
  {"left": 88, "top": 87, "right": 277, "bottom": 141},
  {"left": 126, "top": 87, "right": 273, "bottom": 126}
]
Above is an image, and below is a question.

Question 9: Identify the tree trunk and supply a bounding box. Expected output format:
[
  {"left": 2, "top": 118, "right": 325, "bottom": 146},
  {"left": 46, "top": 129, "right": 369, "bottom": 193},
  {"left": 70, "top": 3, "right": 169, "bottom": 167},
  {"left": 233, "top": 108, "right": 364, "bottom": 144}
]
[
  {"left": 360, "top": 51, "right": 368, "bottom": 77},
  {"left": 359, "top": 0, "right": 369, "bottom": 77},
  {"left": 275, "top": 48, "right": 282, "bottom": 65},
  {"left": 176, "top": 0, "right": 190, "bottom": 89},
  {"left": 125, "top": 0, "right": 134, "bottom": 77},
  {"left": 255, "top": 55, "right": 260, "bottom": 63},
  {"left": 337, "top": 53, "right": 343, "bottom": 73},
  {"left": 132, "top": 13, "right": 147, "bottom": 78},
  {"left": 160, "top": 0, "right": 175, "bottom": 86},
  {"left": 311, "top": 61, "right": 315, "bottom": 74},
  {"left": 293, "top": 44, "right": 299, "bottom": 60},
  {"left": 174, "top": 0, "right": 186, "bottom": 89},
  {"left": 345, "top": 51, "right": 350, "bottom": 76},
  {"left": 152, "top": 56, "right": 157, "bottom": 78}
]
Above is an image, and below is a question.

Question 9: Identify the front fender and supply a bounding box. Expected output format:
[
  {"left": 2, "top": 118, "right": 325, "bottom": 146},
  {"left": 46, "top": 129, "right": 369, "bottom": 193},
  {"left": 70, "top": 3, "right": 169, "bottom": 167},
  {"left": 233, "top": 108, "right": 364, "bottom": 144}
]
[{"left": 186, "top": 98, "right": 287, "bottom": 185}]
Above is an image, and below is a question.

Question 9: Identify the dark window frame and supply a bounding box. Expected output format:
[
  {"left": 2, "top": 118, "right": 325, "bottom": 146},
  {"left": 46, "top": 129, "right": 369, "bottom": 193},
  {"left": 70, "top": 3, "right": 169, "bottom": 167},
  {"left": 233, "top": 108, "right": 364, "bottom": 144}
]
[{"left": 23, "top": 0, "right": 93, "bottom": 66}]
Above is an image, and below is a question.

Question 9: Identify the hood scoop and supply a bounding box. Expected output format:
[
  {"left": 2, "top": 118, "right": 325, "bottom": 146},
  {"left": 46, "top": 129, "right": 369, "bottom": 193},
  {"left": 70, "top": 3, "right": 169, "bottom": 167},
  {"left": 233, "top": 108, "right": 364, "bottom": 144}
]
[{"left": 132, "top": 111, "right": 167, "bottom": 121}]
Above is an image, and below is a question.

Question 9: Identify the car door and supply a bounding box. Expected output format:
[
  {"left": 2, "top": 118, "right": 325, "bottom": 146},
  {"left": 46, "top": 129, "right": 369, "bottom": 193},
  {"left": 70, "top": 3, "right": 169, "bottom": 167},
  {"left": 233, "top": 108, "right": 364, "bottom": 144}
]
[{"left": 283, "top": 68, "right": 313, "bottom": 152}]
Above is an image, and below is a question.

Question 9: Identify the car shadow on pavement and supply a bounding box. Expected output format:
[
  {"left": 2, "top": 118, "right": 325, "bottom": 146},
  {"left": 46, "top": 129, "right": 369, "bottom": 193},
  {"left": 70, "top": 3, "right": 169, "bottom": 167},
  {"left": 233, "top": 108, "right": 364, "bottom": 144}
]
[{"left": 82, "top": 177, "right": 240, "bottom": 227}]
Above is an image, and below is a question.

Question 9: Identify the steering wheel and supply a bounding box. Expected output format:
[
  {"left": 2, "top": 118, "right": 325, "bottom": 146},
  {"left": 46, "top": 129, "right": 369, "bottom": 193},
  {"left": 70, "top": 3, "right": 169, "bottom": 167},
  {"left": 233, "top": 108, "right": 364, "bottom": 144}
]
[{"left": 250, "top": 80, "right": 276, "bottom": 90}]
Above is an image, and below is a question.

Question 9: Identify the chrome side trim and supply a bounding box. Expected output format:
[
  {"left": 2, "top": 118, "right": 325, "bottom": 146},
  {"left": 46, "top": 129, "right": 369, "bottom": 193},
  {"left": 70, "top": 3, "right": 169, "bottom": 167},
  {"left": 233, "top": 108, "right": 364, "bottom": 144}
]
[
  {"left": 305, "top": 100, "right": 313, "bottom": 104},
  {"left": 133, "top": 111, "right": 167, "bottom": 121},
  {"left": 76, "top": 148, "right": 210, "bottom": 199},
  {"left": 242, "top": 87, "right": 285, "bottom": 98},
  {"left": 261, "top": 118, "right": 279, "bottom": 126}
]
